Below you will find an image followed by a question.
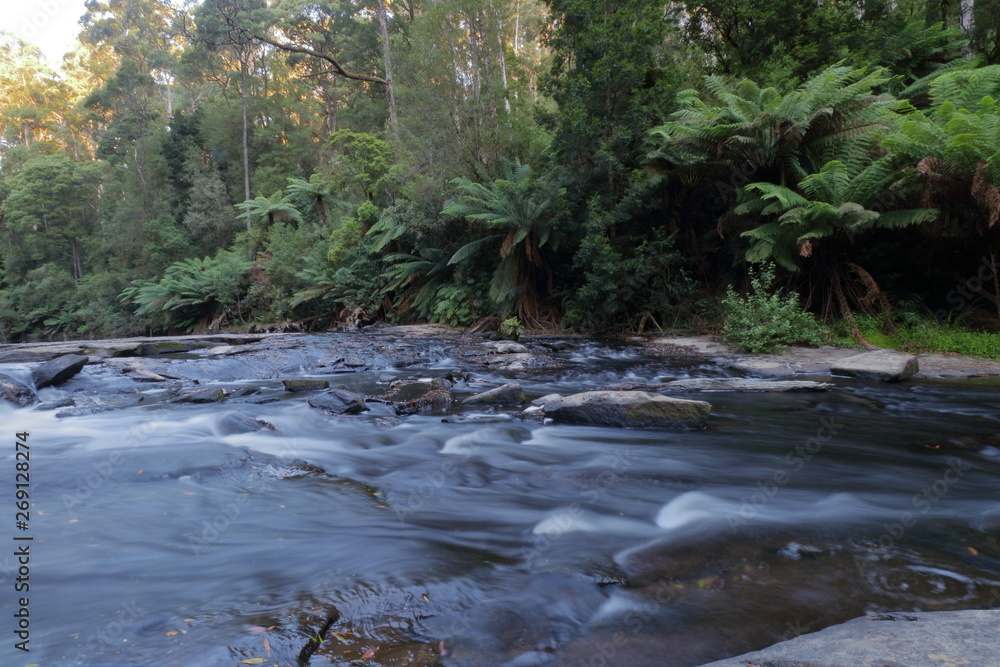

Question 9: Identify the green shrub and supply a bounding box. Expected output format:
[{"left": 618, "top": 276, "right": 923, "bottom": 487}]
[{"left": 722, "top": 263, "right": 825, "bottom": 353}]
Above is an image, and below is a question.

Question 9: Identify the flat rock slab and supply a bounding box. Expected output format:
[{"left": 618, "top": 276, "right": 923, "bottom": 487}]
[
  {"left": 461, "top": 382, "right": 527, "bottom": 406},
  {"left": 283, "top": 378, "right": 330, "bottom": 392},
  {"left": 174, "top": 387, "right": 228, "bottom": 403},
  {"left": 663, "top": 378, "right": 831, "bottom": 392},
  {"left": 0, "top": 333, "right": 284, "bottom": 363},
  {"left": 31, "top": 353, "right": 89, "bottom": 389},
  {"left": 700, "top": 609, "right": 1000, "bottom": 667},
  {"left": 541, "top": 391, "right": 710, "bottom": 430},
  {"left": 831, "top": 349, "right": 918, "bottom": 382}
]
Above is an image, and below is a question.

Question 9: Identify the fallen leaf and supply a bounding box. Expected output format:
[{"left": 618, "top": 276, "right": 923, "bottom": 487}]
[
  {"left": 248, "top": 626, "right": 268, "bottom": 634},
  {"left": 165, "top": 631, "right": 178, "bottom": 637},
  {"left": 968, "top": 546, "right": 979, "bottom": 556},
  {"left": 421, "top": 593, "right": 430, "bottom": 603},
  {"left": 241, "top": 659, "right": 268, "bottom": 664},
  {"left": 262, "top": 636, "right": 271, "bottom": 653},
  {"left": 361, "top": 647, "right": 377, "bottom": 660}
]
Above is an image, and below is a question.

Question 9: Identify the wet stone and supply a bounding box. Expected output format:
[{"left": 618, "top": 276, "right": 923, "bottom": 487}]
[
  {"left": 308, "top": 388, "right": 369, "bottom": 415},
  {"left": 282, "top": 378, "right": 330, "bottom": 392},
  {"left": 174, "top": 387, "right": 228, "bottom": 403},
  {"left": 0, "top": 373, "right": 38, "bottom": 407},
  {"left": 32, "top": 353, "right": 89, "bottom": 389},
  {"left": 461, "top": 382, "right": 527, "bottom": 406}
]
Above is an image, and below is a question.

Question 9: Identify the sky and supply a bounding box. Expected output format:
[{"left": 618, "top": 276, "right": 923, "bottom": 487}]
[{"left": 1, "top": 0, "right": 91, "bottom": 67}]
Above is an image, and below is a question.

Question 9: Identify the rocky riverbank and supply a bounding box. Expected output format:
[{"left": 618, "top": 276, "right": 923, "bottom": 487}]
[{"left": 652, "top": 334, "right": 1000, "bottom": 379}]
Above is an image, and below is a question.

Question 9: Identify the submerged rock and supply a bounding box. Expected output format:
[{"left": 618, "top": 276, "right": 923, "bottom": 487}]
[
  {"left": 31, "top": 353, "right": 89, "bottom": 389},
  {"left": 308, "top": 388, "right": 369, "bottom": 415},
  {"left": 831, "top": 349, "right": 918, "bottom": 382},
  {"left": 461, "top": 382, "right": 527, "bottom": 406},
  {"left": 0, "top": 373, "right": 38, "bottom": 407},
  {"left": 218, "top": 412, "right": 276, "bottom": 435},
  {"left": 662, "top": 378, "right": 832, "bottom": 392},
  {"left": 702, "top": 609, "right": 1000, "bottom": 667},
  {"left": 540, "top": 391, "right": 710, "bottom": 430}
]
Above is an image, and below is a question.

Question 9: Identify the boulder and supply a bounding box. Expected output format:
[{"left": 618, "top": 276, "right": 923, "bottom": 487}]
[
  {"left": 31, "top": 353, "right": 89, "bottom": 389},
  {"left": 282, "top": 378, "right": 330, "bottom": 392},
  {"left": 540, "top": 391, "right": 710, "bottom": 430},
  {"left": 831, "top": 349, "right": 918, "bottom": 382},
  {"left": 461, "top": 382, "right": 527, "bottom": 406},
  {"left": 0, "top": 373, "right": 38, "bottom": 407},
  {"left": 307, "top": 388, "right": 369, "bottom": 415},
  {"left": 701, "top": 609, "right": 1000, "bottom": 667},
  {"left": 381, "top": 378, "right": 455, "bottom": 415},
  {"left": 662, "top": 378, "right": 832, "bottom": 392},
  {"left": 531, "top": 393, "right": 563, "bottom": 407}
]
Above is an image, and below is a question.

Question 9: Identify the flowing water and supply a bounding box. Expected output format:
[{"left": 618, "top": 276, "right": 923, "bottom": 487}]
[{"left": 2, "top": 333, "right": 999, "bottom": 666}]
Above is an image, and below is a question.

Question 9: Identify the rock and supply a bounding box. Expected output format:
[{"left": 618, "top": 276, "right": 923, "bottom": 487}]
[
  {"left": 540, "top": 391, "right": 710, "bottom": 430},
  {"left": 307, "top": 388, "right": 369, "bottom": 415},
  {"left": 218, "top": 412, "right": 276, "bottom": 435},
  {"left": 442, "top": 413, "right": 515, "bottom": 424},
  {"left": 831, "top": 349, "right": 919, "bottom": 382},
  {"left": 700, "top": 609, "right": 1000, "bottom": 667},
  {"left": 130, "top": 369, "right": 169, "bottom": 382},
  {"left": 380, "top": 378, "right": 455, "bottom": 415},
  {"left": 174, "top": 387, "right": 227, "bottom": 403},
  {"left": 662, "top": 378, "right": 832, "bottom": 392},
  {"left": 140, "top": 340, "right": 208, "bottom": 355},
  {"left": 461, "top": 382, "right": 527, "bottom": 406},
  {"left": 0, "top": 373, "right": 38, "bottom": 407},
  {"left": 282, "top": 378, "right": 330, "bottom": 392},
  {"left": 54, "top": 391, "right": 144, "bottom": 417},
  {"left": 539, "top": 340, "right": 575, "bottom": 351},
  {"left": 36, "top": 396, "right": 76, "bottom": 411},
  {"left": 31, "top": 353, "right": 89, "bottom": 389},
  {"left": 491, "top": 342, "right": 529, "bottom": 354},
  {"left": 531, "top": 393, "right": 563, "bottom": 407}
]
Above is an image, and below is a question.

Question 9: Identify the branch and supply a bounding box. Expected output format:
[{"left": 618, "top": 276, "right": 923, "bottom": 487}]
[{"left": 252, "top": 33, "right": 387, "bottom": 86}]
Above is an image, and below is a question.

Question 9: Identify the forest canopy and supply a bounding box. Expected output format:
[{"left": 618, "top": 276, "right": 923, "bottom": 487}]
[{"left": 2, "top": 0, "right": 1000, "bottom": 345}]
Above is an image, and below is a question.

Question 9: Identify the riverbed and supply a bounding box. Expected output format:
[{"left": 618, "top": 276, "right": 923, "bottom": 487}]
[{"left": 1, "top": 330, "right": 999, "bottom": 666}]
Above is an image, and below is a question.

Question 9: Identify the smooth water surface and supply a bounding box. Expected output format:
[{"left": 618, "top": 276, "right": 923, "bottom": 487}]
[{"left": 2, "top": 334, "right": 999, "bottom": 666}]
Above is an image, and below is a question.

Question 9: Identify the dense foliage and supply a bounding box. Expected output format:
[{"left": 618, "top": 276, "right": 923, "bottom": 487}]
[{"left": 1, "top": 0, "right": 999, "bottom": 345}]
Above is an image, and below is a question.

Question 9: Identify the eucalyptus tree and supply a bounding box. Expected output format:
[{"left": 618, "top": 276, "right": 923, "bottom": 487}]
[{"left": 185, "top": 0, "right": 270, "bottom": 230}]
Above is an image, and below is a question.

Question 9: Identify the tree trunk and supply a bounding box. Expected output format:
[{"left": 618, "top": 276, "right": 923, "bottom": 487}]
[
  {"left": 962, "top": 0, "right": 975, "bottom": 58},
  {"left": 376, "top": 0, "right": 399, "bottom": 141},
  {"left": 241, "top": 57, "right": 252, "bottom": 231}
]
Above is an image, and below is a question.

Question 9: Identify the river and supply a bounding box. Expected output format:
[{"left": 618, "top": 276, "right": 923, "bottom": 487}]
[{"left": 1, "top": 332, "right": 999, "bottom": 666}]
